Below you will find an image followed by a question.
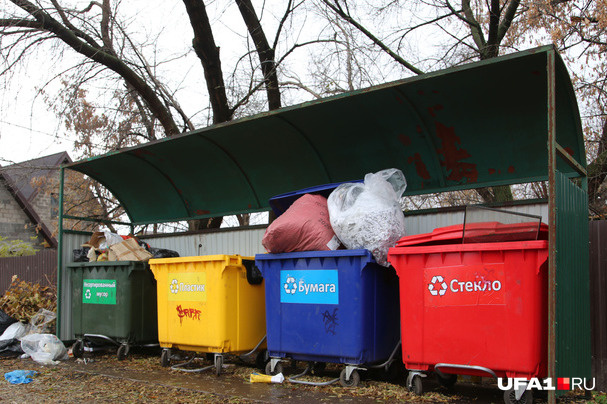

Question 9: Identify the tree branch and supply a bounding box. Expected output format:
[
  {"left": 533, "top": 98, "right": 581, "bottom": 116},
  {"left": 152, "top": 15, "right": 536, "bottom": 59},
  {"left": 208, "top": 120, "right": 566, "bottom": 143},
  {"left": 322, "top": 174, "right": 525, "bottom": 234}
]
[
  {"left": 0, "top": 18, "right": 43, "bottom": 30},
  {"left": 458, "top": 0, "right": 487, "bottom": 51},
  {"left": 9, "top": 0, "right": 180, "bottom": 135},
  {"left": 321, "top": 0, "right": 423, "bottom": 75},
  {"left": 49, "top": 0, "right": 102, "bottom": 49},
  {"left": 497, "top": 0, "right": 521, "bottom": 43},
  {"left": 236, "top": 0, "right": 281, "bottom": 110},
  {"left": 182, "top": 0, "right": 232, "bottom": 124}
]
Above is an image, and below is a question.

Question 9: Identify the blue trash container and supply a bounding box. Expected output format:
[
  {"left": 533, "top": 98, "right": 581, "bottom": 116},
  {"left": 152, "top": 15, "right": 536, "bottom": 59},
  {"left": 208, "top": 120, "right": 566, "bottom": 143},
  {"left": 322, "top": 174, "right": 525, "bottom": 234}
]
[{"left": 255, "top": 248, "right": 400, "bottom": 387}]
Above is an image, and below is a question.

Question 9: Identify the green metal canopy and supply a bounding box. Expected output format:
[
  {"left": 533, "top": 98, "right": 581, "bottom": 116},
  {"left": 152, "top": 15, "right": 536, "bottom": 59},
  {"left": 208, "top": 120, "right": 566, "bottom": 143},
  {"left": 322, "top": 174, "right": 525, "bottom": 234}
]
[{"left": 65, "top": 45, "right": 585, "bottom": 225}]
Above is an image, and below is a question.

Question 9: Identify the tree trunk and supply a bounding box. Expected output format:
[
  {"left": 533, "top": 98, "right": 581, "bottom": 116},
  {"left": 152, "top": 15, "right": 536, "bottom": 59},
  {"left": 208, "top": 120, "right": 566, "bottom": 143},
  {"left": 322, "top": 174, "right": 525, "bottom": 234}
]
[
  {"left": 182, "top": 0, "right": 232, "bottom": 124},
  {"left": 235, "top": 0, "right": 281, "bottom": 109}
]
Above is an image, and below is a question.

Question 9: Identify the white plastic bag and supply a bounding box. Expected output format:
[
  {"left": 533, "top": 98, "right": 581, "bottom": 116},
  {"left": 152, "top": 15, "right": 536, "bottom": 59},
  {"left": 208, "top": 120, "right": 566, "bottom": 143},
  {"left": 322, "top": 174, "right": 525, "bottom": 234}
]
[
  {"left": 20, "top": 333, "right": 68, "bottom": 365},
  {"left": 99, "top": 230, "right": 124, "bottom": 250},
  {"left": 29, "top": 309, "right": 56, "bottom": 334},
  {"left": 328, "top": 168, "right": 407, "bottom": 266},
  {"left": 0, "top": 322, "right": 27, "bottom": 341}
]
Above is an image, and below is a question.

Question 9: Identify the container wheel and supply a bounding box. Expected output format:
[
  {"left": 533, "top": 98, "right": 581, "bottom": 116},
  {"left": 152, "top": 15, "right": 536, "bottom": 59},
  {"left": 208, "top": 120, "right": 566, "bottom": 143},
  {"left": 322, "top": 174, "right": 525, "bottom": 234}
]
[
  {"left": 265, "top": 361, "right": 284, "bottom": 376},
  {"left": 409, "top": 374, "right": 423, "bottom": 395},
  {"left": 339, "top": 368, "right": 360, "bottom": 388},
  {"left": 503, "top": 388, "right": 533, "bottom": 404},
  {"left": 311, "top": 361, "right": 326, "bottom": 376},
  {"left": 71, "top": 340, "right": 84, "bottom": 359},
  {"left": 160, "top": 349, "right": 171, "bottom": 367},
  {"left": 117, "top": 344, "right": 129, "bottom": 361},
  {"left": 436, "top": 372, "right": 458, "bottom": 388},
  {"left": 255, "top": 349, "right": 268, "bottom": 370},
  {"left": 215, "top": 355, "right": 223, "bottom": 376}
]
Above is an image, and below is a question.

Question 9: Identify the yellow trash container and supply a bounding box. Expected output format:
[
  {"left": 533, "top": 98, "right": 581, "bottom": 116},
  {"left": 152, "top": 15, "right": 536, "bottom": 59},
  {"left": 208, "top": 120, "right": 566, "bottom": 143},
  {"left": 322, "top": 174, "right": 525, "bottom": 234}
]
[{"left": 149, "top": 255, "right": 266, "bottom": 375}]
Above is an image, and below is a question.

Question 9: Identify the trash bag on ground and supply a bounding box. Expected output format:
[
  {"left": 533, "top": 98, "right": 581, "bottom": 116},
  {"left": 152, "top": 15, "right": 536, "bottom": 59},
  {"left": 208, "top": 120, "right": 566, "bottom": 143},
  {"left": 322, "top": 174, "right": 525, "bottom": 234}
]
[
  {"left": 0, "top": 338, "right": 24, "bottom": 358},
  {"left": 328, "top": 168, "right": 407, "bottom": 266},
  {"left": 20, "top": 334, "right": 68, "bottom": 365},
  {"left": 0, "top": 322, "right": 27, "bottom": 341},
  {"left": 0, "top": 309, "right": 17, "bottom": 335},
  {"left": 29, "top": 309, "right": 56, "bottom": 334},
  {"left": 262, "top": 194, "right": 340, "bottom": 253}
]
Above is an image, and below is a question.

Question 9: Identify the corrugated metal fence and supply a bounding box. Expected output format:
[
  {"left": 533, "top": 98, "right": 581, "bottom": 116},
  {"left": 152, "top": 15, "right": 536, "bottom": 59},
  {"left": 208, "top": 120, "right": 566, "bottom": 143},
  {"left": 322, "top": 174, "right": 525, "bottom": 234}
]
[
  {"left": 590, "top": 220, "right": 607, "bottom": 390},
  {"left": 0, "top": 249, "right": 57, "bottom": 294}
]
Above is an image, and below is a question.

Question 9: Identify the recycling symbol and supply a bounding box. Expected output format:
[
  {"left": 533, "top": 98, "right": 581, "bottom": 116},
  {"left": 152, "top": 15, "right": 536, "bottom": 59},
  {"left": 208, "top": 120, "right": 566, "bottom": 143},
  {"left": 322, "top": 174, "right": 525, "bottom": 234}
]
[
  {"left": 283, "top": 276, "right": 297, "bottom": 295},
  {"left": 428, "top": 275, "right": 448, "bottom": 296},
  {"left": 170, "top": 279, "right": 179, "bottom": 294},
  {"left": 85, "top": 289, "right": 92, "bottom": 299}
]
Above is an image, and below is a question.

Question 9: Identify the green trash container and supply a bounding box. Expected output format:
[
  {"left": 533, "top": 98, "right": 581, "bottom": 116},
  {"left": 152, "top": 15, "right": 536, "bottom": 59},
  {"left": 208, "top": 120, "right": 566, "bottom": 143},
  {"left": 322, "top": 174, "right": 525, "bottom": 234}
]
[{"left": 68, "top": 261, "right": 158, "bottom": 360}]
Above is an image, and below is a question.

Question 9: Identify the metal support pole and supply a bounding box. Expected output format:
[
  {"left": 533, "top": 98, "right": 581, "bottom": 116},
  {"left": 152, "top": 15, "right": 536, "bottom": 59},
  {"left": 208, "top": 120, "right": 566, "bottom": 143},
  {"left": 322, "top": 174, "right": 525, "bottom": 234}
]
[
  {"left": 547, "top": 48, "right": 557, "bottom": 404},
  {"left": 57, "top": 167, "right": 65, "bottom": 339}
]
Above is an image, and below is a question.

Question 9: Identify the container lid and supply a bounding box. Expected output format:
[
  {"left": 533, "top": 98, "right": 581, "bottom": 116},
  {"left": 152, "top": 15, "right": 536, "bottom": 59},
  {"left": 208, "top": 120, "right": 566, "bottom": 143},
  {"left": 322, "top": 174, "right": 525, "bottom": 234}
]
[
  {"left": 395, "top": 221, "right": 549, "bottom": 247},
  {"left": 255, "top": 248, "right": 373, "bottom": 261},
  {"left": 268, "top": 180, "right": 362, "bottom": 217}
]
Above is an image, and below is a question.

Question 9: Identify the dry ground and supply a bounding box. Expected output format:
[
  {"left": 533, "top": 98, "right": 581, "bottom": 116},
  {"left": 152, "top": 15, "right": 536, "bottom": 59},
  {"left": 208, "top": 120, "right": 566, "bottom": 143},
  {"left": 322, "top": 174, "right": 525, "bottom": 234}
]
[{"left": 0, "top": 349, "right": 599, "bottom": 403}]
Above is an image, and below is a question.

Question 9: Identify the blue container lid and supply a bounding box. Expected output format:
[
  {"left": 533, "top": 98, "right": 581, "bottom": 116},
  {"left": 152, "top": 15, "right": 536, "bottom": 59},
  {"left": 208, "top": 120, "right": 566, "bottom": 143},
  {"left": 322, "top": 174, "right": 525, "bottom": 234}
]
[
  {"left": 255, "top": 248, "right": 373, "bottom": 262},
  {"left": 268, "top": 180, "right": 363, "bottom": 217}
]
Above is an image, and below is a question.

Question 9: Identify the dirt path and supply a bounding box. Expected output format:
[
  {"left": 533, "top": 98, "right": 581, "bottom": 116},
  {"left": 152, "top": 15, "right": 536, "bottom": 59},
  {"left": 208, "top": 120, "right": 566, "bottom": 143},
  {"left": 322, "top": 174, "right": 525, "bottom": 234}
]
[{"left": 0, "top": 351, "right": 597, "bottom": 403}]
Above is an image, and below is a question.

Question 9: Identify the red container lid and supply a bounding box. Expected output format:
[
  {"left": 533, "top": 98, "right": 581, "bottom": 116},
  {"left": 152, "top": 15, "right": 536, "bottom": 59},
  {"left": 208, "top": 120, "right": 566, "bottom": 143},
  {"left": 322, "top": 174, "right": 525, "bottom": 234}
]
[{"left": 396, "top": 221, "right": 548, "bottom": 247}]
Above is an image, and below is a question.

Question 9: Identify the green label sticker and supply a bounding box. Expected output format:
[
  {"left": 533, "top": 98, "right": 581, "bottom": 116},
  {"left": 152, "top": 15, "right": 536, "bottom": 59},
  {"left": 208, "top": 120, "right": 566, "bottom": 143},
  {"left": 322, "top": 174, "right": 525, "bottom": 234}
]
[{"left": 83, "top": 279, "right": 117, "bottom": 305}]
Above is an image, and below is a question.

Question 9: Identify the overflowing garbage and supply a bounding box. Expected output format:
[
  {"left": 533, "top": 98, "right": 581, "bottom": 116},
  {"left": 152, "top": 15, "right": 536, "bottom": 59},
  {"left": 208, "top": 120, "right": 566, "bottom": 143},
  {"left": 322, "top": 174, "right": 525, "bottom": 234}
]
[
  {"left": 73, "top": 230, "right": 179, "bottom": 263},
  {"left": 262, "top": 193, "right": 339, "bottom": 253},
  {"left": 262, "top": 168, "right": 407, "bottom": 266}
]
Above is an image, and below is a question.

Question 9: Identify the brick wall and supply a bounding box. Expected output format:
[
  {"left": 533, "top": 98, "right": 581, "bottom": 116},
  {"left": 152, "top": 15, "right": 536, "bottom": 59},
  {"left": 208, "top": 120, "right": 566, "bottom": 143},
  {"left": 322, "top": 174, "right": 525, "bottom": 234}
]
[{"left": 0, "top": 178, "right": 47, "bottom": 247}]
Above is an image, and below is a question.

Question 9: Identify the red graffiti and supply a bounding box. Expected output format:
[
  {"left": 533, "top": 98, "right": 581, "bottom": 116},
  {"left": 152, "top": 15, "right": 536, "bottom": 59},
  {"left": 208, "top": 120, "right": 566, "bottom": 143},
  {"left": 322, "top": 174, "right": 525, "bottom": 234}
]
[
  {"left": 176, "top": 305, "right": 201, "bottom": 324},
  {"left": 427, "top": 104, "right": 444, "bottom": 118},
  {"left": 399, "top": 134, "right": 412, "bottom": 147},
  {"left": 435, "top": 122, "right": 478, "bottom": 183},
  {"left": 408, "top": 152, "right": 431, "bottom": 180}
]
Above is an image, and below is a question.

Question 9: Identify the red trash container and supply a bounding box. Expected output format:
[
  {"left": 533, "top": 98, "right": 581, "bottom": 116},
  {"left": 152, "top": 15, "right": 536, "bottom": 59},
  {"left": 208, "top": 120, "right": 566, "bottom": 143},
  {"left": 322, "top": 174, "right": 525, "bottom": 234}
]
[{"left": 387, "top": 222, "right": 548, "bottom": 397}]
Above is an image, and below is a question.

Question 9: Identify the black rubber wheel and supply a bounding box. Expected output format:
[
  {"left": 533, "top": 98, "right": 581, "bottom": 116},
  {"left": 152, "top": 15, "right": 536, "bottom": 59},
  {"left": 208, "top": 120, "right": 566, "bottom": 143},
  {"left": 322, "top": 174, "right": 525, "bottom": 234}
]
[
  {"left": 410, "top": 374, "right": 423, "bottom": 395},
  {"left": 311, "top": 361, "right": 326, "bottom": 376},
  {"left": 117, "top": 344, "right": 129, "bottom": 361},
  {"left": 265, "top": 361, "right": 284, "bottom": 376},
  {"left": 215, "top": 355, "right": 223, "bottom": 376},
  {"left": 255, "top": 349, "right": 268, "bottom": 370},
  {"left": 71, "top": 340, "right": 84, "bottom": 359},
  {"left": 436, "top": 372, "right": 458, "bottom": 388},
  {"left": 503, "top": 388, "right": 533, "bottom": 404},
  {"left": 160, "top": 349, "right": 171, "bottom": 367},
  {"left": 339, "top": 368, "right": 360, "bottom": 388}
]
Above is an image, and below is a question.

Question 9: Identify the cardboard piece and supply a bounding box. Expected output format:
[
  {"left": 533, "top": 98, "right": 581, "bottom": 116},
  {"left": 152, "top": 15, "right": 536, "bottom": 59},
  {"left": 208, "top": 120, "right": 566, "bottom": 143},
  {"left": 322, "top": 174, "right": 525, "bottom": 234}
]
[
  {"left": 109, "top": 238, "right": 152, "bottom": 262},
  {"left": 85, "top": 231, "right": 106, "bottom": 249}
]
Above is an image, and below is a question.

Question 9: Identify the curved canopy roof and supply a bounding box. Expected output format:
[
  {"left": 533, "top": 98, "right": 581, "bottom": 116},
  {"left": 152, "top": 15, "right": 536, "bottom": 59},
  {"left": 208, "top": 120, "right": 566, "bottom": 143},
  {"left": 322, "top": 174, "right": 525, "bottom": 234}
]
[{"left": 66, "top": 45, "right": 585, "bottom": 224}]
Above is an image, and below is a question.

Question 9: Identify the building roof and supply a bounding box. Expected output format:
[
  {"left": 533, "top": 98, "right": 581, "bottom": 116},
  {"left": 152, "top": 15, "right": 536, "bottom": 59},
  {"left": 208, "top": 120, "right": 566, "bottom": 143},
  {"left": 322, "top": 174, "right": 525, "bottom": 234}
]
[
  {"left": 0, "top": 151, "right": 72, "bottom": 248},
  {"left": 1, "top": 152, "right": 72, "bottom": 202}
]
